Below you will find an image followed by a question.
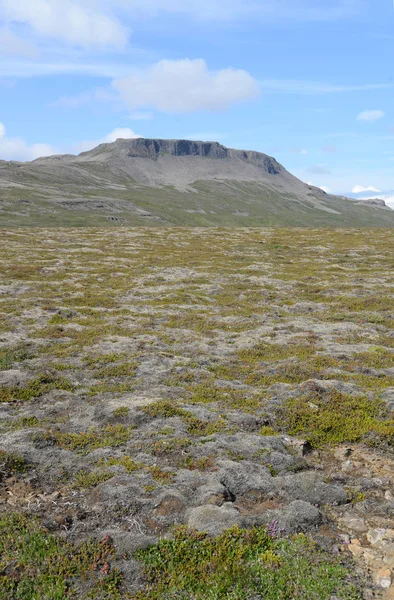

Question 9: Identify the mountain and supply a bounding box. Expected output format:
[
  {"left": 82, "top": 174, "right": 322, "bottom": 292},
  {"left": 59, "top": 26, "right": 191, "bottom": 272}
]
[
  {"left": 347, "top": 189, "right": 394, "bottom": 210},
  {"left": 0, "top": 137, "right": 393, "bottom": 227}
]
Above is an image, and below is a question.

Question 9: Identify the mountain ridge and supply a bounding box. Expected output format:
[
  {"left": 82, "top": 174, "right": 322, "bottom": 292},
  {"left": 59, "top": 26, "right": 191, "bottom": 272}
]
[{"left": 0, "top": 137, "right": 393, "bottom": 227}]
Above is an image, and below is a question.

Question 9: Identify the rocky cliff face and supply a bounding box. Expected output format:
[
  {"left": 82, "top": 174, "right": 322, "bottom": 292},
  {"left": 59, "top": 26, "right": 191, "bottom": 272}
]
[{"left": 85, "top": 138, "right": 283, "bottom": 176}]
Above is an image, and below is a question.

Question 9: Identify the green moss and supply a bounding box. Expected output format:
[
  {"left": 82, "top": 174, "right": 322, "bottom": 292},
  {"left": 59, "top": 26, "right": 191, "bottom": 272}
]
[
  {"left": 188, "top": 384, "right": 227, "bottom": 404},
  {"left": 113, "top": 406, "right": 130, "bottom": 418},
  {"left": 179, "top": 455, "right": 216, "bottom": 470},
  {"left": 0, "top": 513, "right": 122, "bottom": 599},
  {"left": 346, "top": 488, "right": 366, "bottom": 505},
  {"left": 0, "top": 344, "right": 33, "bottom": 370},
  {"left": 149, "top": 466, "right": 175, "bottom": 484},
  {"left": 142, "top": 400, "right": 186, "bottom": 418},
  {"left": 74, "top": 470, "right": 114, "bottom": 488},
  {"left": 0, "top": 450, "right": 29, "bottom": 473},
  {"left": 95, "top": 362, "right": 137, "bottom": 379},
  {"left": 260, "top": 426, "right": 279, "bottom": 436},
  {"left": 83, "top": 354, "right": 122, "bottom": 368},
  {"left": 183, "top": 415, "right": 230, "bottom": 436},
  {"left": 0, "top": 373, "right": 75, "bottom": 403},
  {"left": 151, "top": 437, "right": 193, "bottom": 456},
  {"left": 135, "top": 525, "right": 361, "bottom": 600},
  {"left": 99, "top": 455, "right": 143, "bottom": 474},
  {"left": 41, "top": 424, "right": 133, "bottom": 455},
  {"left": 280, "top": 390, "right": 394, "bottom": 448}
]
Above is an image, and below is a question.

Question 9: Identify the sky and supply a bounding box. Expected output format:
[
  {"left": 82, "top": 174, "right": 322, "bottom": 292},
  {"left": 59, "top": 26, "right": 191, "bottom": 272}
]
[{"left": 0, "top": 0, "right": 393, "bottom": 202}]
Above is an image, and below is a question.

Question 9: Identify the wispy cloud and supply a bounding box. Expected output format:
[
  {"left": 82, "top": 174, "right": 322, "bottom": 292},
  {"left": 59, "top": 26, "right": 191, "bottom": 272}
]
[
  {"left": 260, "top": 80, "right": 392, "bottom": 94},
  {"left": 288, "top": 148, "right": 308, "bottom": 155},
  {"left": 113, "top": 0, "right": 364, "bottom": 23},
  {"left": 0, "top": 60, "right": 131, "bottom": 78},
  {"left": 357, "top": 110, "right": 385, "bottom": 122},
  {"left": 128, "top": 111, "right": 154, "bottom": 121},
  {"left": 0, "top": 0, "right": 129, "bottom": 48},
  {"left": 0, "top": 28, "right": 39, "bottom": 58},
  {"left": 306, "top": 164, "right": 332, "bottom": 175}
]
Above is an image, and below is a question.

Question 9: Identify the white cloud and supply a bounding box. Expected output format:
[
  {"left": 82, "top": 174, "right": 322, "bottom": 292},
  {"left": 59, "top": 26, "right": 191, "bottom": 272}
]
[
  {"left": 0, "top": 28, "right": 38, "bottom": 57},
  {"left": 357, "top": 110, "right": 385, "bottom": 122},
  {"left": 113, "top": 59, "right": 259, "bottom": 113},
  {"left": 381, "top": 196, "right": 394, "bottom": 208},
  {"left": 0, "top": 0, "right": 129, "bottom": 48},
  {"left": 75, "top": 127, "right": 141, "bottom": 153},
  {"left": 0, "top": 122, "right": 55, "bottom": 161},
  {"left": 352, "top": 185, "right": 381, "bottom": 194}
]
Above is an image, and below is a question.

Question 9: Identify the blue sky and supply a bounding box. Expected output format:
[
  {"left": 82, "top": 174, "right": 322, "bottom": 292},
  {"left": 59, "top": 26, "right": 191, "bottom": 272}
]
[{"left": 0, "top": 0, "right": 393, "bottom": 201}]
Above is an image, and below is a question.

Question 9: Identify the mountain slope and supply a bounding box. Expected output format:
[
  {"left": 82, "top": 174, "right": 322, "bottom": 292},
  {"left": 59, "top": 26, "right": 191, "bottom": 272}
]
[{"left": 0, "top": 137, "right": 393, "bottom": 227}]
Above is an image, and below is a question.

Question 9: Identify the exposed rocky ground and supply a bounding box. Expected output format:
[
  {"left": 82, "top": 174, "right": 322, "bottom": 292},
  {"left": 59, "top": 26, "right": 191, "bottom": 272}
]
[
  {"left": 1, "top": 138, "right": 393, "bottom": 227},
  {"left": 0, "top": 227, "right": 394, "bottom": 598}
]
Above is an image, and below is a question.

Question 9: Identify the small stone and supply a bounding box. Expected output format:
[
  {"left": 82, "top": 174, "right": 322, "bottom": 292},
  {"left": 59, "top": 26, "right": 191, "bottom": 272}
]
[
  {"left": 367, "top": 528, "right": 387, "bottom": 545},
  {"left": 385, "top": 490, "right": 394, "bottom": 502},
  {"left": 374, "top": 568, "right": 392, "bottom": 589},
  {"left": 339, "top": 517, "right": 367, "bottom": 533},
  {"left": 348, "top": 545, "right": 363, "bottom": 557},
  {"left": 341, "top": 460, "right": 354, "bottom": 471},
  {"left": 283, "top": 437, "right": 312, "bottom": 457}
]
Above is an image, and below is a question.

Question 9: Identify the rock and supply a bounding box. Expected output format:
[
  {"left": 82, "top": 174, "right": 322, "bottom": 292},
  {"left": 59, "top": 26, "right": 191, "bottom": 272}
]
[
  {"left": 262, "top": 500, "right": 321, "bottom": 534},
  {"left": 283, "top": 437, "right": 312, "bottom": 457},
  {"left": 374, "top": 568, "right": 392, "bottom": 589},
  {"left": 348, "top": 539, "right": 363, "bottom": 557},
  {"left": 339, "top": 517, "right": 368, "bottom": 534},
  {"left": 341, "top": 460, "right": 354, "bottom": 472},
  {"left": 218, "top": 460, "right": 272, "bottom": 497},
  {"left": 187, "top": 503, "right": 243, "bottom": 536},
  {"left": 194, "top": 475, "right": 228, "bottom": 505},
  {"left": 276, "top": 472, "right": 347, "bottom": 506},
  {"left": 367, "top": 528, "right": 389, "bottom": 545}
]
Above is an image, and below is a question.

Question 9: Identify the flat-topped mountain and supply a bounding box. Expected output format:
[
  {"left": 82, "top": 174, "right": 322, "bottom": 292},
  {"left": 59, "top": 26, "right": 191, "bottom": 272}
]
[
  {"left": 83, "top": 137, "right": 283, "bottom": 172},
  {"left": 0, "top": 137, "right": 393, "bottom": 227}
]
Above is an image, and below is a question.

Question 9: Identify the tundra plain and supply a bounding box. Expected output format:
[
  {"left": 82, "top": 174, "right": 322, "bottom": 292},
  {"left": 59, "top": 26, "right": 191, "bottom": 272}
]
[{"left": 1, "top": 227, "right": 394, "bottom": 599}]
